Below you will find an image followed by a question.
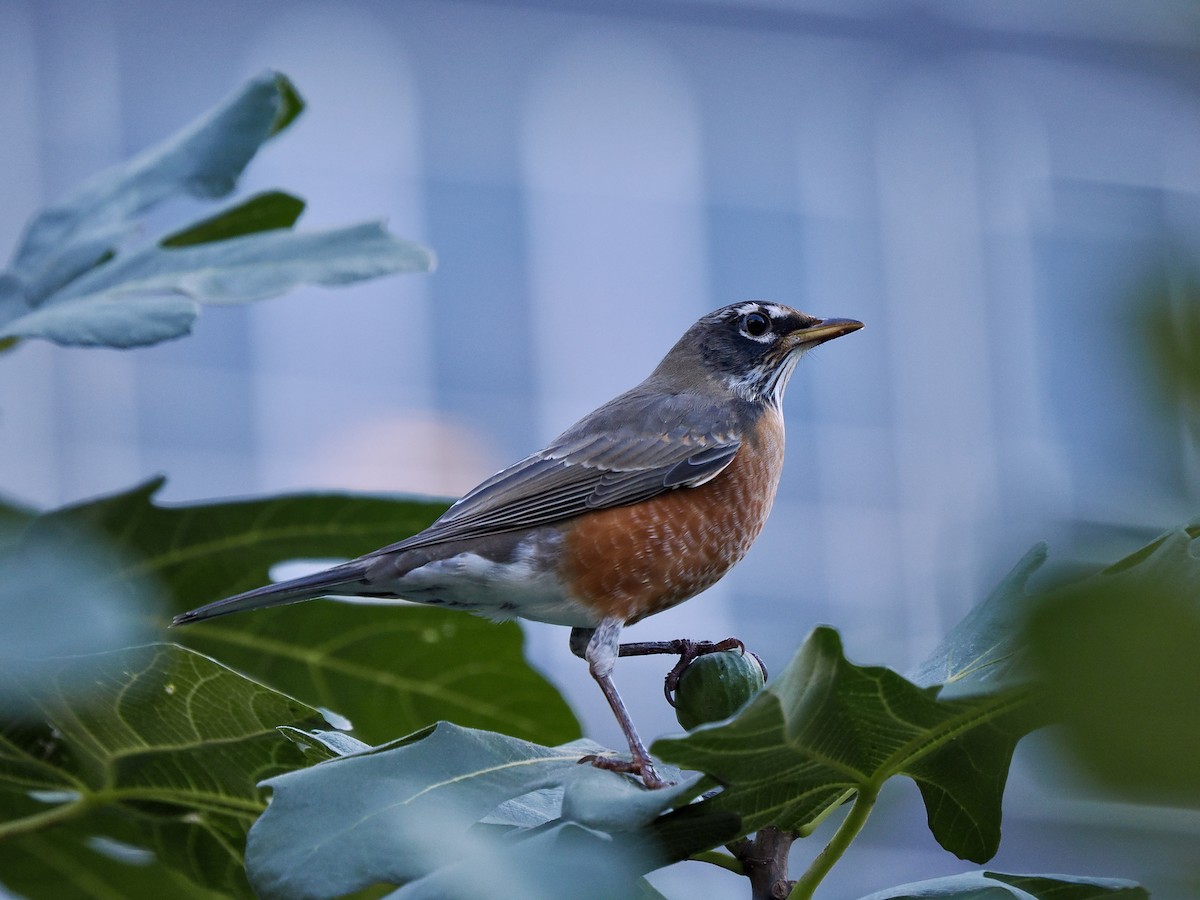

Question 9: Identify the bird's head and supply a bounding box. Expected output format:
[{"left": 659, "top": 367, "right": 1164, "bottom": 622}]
[{"left": 652, "top": 301, "right": 863, "bottom": 405}]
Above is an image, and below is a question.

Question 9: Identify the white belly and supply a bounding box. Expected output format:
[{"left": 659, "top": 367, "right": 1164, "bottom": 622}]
[{"left": 388, "top": 534, "right": 600, "bottom": 628}]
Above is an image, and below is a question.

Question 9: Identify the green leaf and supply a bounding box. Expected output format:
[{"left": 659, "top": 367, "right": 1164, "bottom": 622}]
[
  {"left": 857, "top": 870, "right": 1148, "bottom": 899},
  {"left": 0, "top": 643, "right": 323, "bottom": 897},
  {"left": 31, "top": 478, "right": 580, "bottom": 746},
  {"left": 160, "top": 191, "right": 305, "bottom": 247},
  {"left": 653, "top": 627, "right": 1039, "bottom": 863},
  {"left": 1024, "top": 522, "right": 1200, "bottom": 805},
  {"left": 267, "top": 73, "right": 304, "bottom": 137},
  {"left": 0, "top": 809, "right": 228, "bottom": 900},
  {"left": 1135, "top": 258, "right": 1200, "bottom": 417},
  {"left": 246, "top": 722, "right": 708, "bottom": 899}
]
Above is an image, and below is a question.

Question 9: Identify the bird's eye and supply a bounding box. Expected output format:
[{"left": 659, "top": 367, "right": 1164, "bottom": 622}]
[{"left": 742, "top": 311, "right": 771, "bottom": 337}]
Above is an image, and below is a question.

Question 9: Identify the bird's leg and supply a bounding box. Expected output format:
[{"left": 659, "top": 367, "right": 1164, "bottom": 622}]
[
  {"left": 611, "top": 636, "right": 757, "bottom": 706},
  {"left": 569, "top": 620, "right": 666, "bottom": 790}
]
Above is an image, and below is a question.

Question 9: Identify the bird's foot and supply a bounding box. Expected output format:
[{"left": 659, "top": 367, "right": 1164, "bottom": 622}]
[
  {"left": 662, "top": 637, "right": 765, "bottom": 706},
  {"left": 579, "top": 752, "right": 669, "bottom": 790}
]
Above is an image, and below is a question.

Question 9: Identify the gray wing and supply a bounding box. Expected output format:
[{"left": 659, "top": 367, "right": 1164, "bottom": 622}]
[{"left": 370, "top": 390, "right": 744, "bottom": 555}]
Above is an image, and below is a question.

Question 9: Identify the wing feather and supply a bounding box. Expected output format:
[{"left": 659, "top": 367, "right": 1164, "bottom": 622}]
[{"left": 369, "top": 390, "right": 748, "bottom": 555}]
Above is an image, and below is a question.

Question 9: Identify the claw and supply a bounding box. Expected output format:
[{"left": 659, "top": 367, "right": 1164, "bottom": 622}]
[{"left": 663, "top": 637, "right": 746, "bottom": 706}]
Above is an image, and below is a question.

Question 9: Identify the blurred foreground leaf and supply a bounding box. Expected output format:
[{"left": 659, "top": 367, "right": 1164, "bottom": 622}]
[
  {"left": 29, "top": 477, "right": 580, "bottom": 746},
  {"left": 909, "top": 543, "right": 1047, "bottom": 697},
  {"left": 1139, "top": 261, "right": 1200, "bottom": 414},
  {"left": 0, "top": 70, "right": 432, "bottom": 349},
  {"left": 0, "top": 523, "right": 156, "bottom": 712},
  {"left": 0, "top": 643, "right": 323, "bottom": 897},
  {"left": 1025, "top": 522, "right": 1200, "bottom": 806},
  {"left": 0, "top": 494, "right": 35, "bottom": 551},
  {"left": 246, "top": 722, "right": 732, "bottom": 900}
]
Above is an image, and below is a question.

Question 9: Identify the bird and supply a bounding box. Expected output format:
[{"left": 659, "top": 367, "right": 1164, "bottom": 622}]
[{"left": 172, "top": 301, "right": 862, "bottom": 788}]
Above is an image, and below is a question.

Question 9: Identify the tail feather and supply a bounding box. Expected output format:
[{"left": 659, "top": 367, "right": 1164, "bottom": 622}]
[{"left": 171, "top": 561, "right": 372, "bottom": 626}]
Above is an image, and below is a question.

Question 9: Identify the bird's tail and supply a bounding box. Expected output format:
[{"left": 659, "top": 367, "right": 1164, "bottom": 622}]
[{"left": 170, "top": 560, "right": 372, "bottom": 626}]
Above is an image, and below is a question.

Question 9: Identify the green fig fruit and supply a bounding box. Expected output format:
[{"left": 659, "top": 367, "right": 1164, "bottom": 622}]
[{"left": 674, "top": 649, "right": 766, "bottom": 730}]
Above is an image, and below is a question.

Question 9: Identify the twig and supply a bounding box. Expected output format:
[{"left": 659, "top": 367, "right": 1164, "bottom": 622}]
[
  {"left": 690, "top": 848, "right": 746, "bottom": 875},
  {"left": 789, "top": 787, "right": 878, "bottom": 899}
]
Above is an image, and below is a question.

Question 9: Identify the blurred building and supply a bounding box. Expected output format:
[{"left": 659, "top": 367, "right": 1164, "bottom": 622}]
[{"left": 1, "top": 2, "right": 1198, "bottom": 896}]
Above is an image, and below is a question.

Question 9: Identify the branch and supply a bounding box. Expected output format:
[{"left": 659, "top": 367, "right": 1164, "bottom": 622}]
[{"left": 734, "top": 826, "right": 797, "bottom": 900}]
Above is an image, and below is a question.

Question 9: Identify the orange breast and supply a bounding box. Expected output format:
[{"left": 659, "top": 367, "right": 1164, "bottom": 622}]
[{"left": 559, "top": 407, "right": 785, "bottom": 623}]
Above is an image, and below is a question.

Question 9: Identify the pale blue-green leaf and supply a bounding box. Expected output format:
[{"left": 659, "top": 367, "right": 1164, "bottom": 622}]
[
  {"left": 384, "top": 822, "right": 656, "bottom": 900},
  {"left": 1, "top": 223, "right": 431, "bottom": 346},
  {"left": 7, "top": 71, "right": 292, "bottom": 301},
  {"left": 246, "top": 723, "right": 662, "bottom": 900},
  {"left": 478, "top": 787, "right": 565, "bottom": 829},
  {"left": 0, "top": 272, "right": 24, "bottom": 314},
  {"left": 560, "top": 765, "right": 705, "bottom": 832},
  {"left": 476, "top": 738, "right": 606, "bottom": 829},
  {"left": 276, "top": 727, "right": 371, "bottom": 761},
  {"left": 53, "top": 221, "right": 432, "bottom": 305},
  {"left": 857, "top": 870, "right": 1147, "bottom": 900},
  {"left": 909, "top": 544, "right": 1048, "bottom": 698},
  {"left": 0, "top": 292, "right": 199, "bottom": 347},
  {"left": 6, "top": 223, "right": 129, "bottom": 311}
]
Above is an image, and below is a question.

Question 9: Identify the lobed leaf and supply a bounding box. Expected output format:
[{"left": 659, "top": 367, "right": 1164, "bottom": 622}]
[
  {"left": 246, "top": 722, "right": 718, "bottom": 899},
  {"left": 654, "top": 625, "right": 1040, "bottom": 862},
  {"left": 28, "top": 478, "right": 580, "bottom": 746}
]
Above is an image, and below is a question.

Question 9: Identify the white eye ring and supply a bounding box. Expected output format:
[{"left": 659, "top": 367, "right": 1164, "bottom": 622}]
[{"left": 741, "top": 311, "right": 771, "bottom": 339}]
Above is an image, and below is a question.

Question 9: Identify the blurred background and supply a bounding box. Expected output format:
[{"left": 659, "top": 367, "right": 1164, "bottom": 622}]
[{"left": 2, "top": 1, "right": 1199, "bottom": 896}]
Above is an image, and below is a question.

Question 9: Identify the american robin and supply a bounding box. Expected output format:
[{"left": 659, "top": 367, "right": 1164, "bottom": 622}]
[{"left": 173, "top": 301, "right": 862, "bottom": 788}]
